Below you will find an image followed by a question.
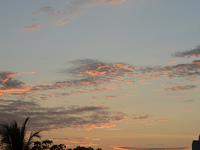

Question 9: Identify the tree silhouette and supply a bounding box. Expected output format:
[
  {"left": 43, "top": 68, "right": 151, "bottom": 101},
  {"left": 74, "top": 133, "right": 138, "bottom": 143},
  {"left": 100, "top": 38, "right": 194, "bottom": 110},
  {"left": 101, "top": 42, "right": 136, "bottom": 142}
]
[
  {"left": 31, "top": 141, "right": 102, "bottom": 150},
  {"left": 42, "top": 140, "right": 53, "bottom": 149},
  {"left": 70, "top": 146, "right": 102, "bottom": 150},
  {"left": 31, "top": 140, "right": 66, "bottom": 150},
  {"left": 0, "top": 117, "right": 41, "bottom": 150}
]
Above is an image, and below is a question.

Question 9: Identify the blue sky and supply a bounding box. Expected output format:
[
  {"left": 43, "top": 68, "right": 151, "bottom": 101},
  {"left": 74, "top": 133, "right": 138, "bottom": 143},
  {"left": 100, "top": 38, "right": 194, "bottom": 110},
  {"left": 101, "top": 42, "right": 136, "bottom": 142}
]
[{"left": 1, "top": 0, "right": 200, "bottom": 150}]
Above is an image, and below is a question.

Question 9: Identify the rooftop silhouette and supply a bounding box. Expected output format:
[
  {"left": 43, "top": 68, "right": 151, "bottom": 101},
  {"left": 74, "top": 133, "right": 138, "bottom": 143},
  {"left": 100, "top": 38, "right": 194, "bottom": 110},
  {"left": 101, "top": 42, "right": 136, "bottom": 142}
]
[{"left": 192, "top": 135, "right": 200, "bottom": 150}]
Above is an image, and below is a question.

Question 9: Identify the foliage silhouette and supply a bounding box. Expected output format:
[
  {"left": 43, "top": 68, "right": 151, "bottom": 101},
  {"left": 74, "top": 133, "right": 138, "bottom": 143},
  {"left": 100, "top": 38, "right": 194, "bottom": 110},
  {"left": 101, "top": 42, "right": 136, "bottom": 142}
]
[
  {"left": 0, "top": 117, "right": 41, "bottom": 150},
  {"left": 31, "top": 140, "right": 66, "bottom": 150},
  {"left": 31, "top": 141, "right": 102, "bottom": 150},
  {"left": 69, "top": 146, "right": 102, "bottom": 150},
  {"left": 0, "top": 117, "right": 102, "bottom": 150}
]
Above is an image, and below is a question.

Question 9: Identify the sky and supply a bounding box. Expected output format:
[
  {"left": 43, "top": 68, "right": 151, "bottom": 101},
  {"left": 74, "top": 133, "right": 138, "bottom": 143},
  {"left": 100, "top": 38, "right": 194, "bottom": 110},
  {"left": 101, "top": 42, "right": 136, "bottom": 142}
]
[{"left": 1, "top": 0, "right": 200, "bottom": 150}]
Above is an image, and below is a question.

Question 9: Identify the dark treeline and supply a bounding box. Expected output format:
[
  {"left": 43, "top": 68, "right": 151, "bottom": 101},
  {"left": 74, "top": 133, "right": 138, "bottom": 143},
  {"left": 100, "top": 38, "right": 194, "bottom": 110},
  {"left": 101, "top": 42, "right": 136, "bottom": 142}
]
[{"left": 31, "top": 139, "right": 102, "bottom": 150}]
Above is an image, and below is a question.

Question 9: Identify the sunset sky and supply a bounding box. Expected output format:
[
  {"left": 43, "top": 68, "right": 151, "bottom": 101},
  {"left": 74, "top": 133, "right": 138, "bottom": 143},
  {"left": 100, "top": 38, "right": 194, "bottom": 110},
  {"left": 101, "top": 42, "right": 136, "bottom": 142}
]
[{"left": 1, "top": 0, "right": 200, "bottom": 150}]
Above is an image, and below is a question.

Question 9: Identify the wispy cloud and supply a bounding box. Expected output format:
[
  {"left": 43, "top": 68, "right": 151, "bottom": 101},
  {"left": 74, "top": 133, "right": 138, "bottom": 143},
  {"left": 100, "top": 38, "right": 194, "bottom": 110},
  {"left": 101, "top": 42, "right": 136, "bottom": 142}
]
[
  {"left": 22, "top": 25, "right": 43, "bottom": 31},
  {"left": 172, "top": 45, "right": 200, "bottom": 58},
  {"left": 0, "top": 59, "right": 135, "bottom": 98},
  {"left": 1, "top": 57, "right": 200, "bottom": 99},
  {"left": 25, "top": 0, "right": 126, "bottom": 30},
  {"left": 113, "top": 146, "right": 134, "bottom": 150},
  {"left": 52, "top": 137, "right": 86, "bottom": 144},
  {"left": 183, "top": 100, "right": 195, "bottom": 103},
  {"left": 90, "top": 124, "right": 116, "bottom": 129},
  {"left": 131, "top": 116, "right": 169, "bottom": 126},
  {"left": 160, "top": 85, "right": 198, "bottom": 91},
  {"left": 131, "top": 115, "right": 152, "bottom": 120},
  {"left": 0, "top": 99, "right": 126, "bottom": 130},
  {"left": 167, "top": 61, "right": 176, "bottom": 64}
]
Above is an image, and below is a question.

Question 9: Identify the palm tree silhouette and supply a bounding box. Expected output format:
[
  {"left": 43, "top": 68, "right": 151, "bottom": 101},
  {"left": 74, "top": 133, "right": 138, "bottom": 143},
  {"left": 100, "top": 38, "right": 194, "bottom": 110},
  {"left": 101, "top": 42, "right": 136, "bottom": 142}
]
[{"left": 0, "top": 117, "right": 41, "bottom": 150}]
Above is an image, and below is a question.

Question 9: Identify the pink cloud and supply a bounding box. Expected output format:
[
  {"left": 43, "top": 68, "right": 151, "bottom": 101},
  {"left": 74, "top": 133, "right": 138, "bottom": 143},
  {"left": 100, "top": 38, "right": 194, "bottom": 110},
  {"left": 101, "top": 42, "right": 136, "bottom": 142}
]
[
  {"left": 90, "top": 124, "right": 116, "bottom": 129},
  {"left": 22, "top": 25, "right": 42, "bottom": 31},
  {"left": 167, "top": 61, "right": 176, "bottom": 63},
  {"left": 51, "top": 138, "right": 85, "bottom": 144},
  {"left": 80, "top": 143, "right": 100, "bottom": 147},
  {"left": 113, "top": 146, "right": 134, "bottom": 150},
  {"left": 21, "top": 71, "right": 35, "bottom": 74},
  {"left": 54, "top": 20, "right": 70, "bottom": 26}
]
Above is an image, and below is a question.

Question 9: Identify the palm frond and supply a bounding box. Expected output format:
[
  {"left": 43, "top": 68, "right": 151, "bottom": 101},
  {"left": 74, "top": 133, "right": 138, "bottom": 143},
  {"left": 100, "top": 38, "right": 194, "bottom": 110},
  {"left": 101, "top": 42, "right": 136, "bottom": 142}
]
[
  {"left": 25, "top": 130, "right": 42, "bottom": 150},
  {"left": 0, "top": 117, "right": 41, "bottom": 150}
]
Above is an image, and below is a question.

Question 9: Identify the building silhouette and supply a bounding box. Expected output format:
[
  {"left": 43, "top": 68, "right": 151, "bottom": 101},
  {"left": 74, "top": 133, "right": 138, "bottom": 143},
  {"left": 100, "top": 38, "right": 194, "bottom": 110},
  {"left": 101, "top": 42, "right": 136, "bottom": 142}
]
[{"left": 192, "top": 135, "right": 200, "bottom": 150}]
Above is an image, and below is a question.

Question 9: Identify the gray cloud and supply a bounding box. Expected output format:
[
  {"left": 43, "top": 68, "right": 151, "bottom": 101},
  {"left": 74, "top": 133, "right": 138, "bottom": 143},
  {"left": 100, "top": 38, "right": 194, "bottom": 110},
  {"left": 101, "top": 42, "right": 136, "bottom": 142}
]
[
  {"left": 139, "top": 59, "right": 200, "bottom": 80},
  {"left": 1, "top": 58, "right": 200, "bottom": 100},
  {"left": 162, "top": 85, "right": 198, "bottom": 91},
  {"left": 131, "top": 115, "right": 152, "bottom": 120},
  {"left": 172, "top": 45, "right": 200, "bottom": 58},
  {"left": 2, "top": 58, "right": 200, "bottom": 100},
  {"left": 54, "top": 59, "right": 135, "bottom": 89},
  {"left": 0, "top": 99, "right": 126, "bottom": 130},
  {"left": 66, "top": 59, "right": 134, "bottom": 78},
  {"left": 0, "top": 72, "right": 24, "bottom": 90}
]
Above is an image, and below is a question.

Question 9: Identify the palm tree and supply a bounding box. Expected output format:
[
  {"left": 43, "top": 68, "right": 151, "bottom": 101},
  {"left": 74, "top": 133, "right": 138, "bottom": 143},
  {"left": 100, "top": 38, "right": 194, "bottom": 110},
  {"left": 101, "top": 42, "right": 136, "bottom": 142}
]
[{"left": 0, "top": 117, "right": 41, "bottom": 150}]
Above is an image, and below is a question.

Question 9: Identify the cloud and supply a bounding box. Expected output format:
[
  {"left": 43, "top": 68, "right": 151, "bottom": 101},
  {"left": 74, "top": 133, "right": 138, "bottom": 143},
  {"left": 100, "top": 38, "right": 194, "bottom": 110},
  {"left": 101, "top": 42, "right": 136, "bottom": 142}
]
[
  {"left": 131, "top": 115, "right": 152, "bottom": 120},
  {"left": 21, "top": 71, "right": 35, "bottom": 74},
  {"left": 161, "top": 85, "right": 198, "bottom": 91},
  {"left": 66, "top": 0, "right": 126, "bottom": 6},
  {"left": 2, "top": 57, "right": 200, "bottom": 97},
  {"left": 0, "top": 99, "right": 126, "bottom": 130},
  {"left": 22, "top": 25, "right": 43, "bottom": 31},
  {"left": 113, "top": 146, "right": 134, "bottom": 150},
  {"left": 52, "top": 137, "right": 86, "bottom": 144},
  {"left": 172, "top": 45, "right": 200, "bottom": 58},
  {"left": 80, "top": 142, "right": 100, "bottom": 147},
  {"left": 167, "top": 61, "right": 176, "bottom": 64},
  {"left": 55, "top": 59, "right": 135, "bottom": 90},
  {"left": 27, "top": 0, "right": 126, "bottom": 30},
  {"left": 90, "top": 124, "right": 116, "bottom": 129},
  {"left": 0, "top": 60, "right": 135, "bottom": 98},
  {"left": 66, "top": 59, "right": 134, "bottom": 78},
  {"left": 2, "top": 58, "right": 200, "bottom": 100},
  {"left": 159, "top": 94, "right": 180, "bottom": 97},
  {"left": 0, "top": 72, "right": 31, "bottom": 95},
  {"left": 0, "top": 72, "right": 19, "bottom": 85},
  {"left": 138, "top": 59, "right": 200, "bottom": 80},
  {"left": 131, "top": 117, "right": 169, "bottom": 126},
  {"left": 105, "top": 94, "right": 135, "bottom": 99}
]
